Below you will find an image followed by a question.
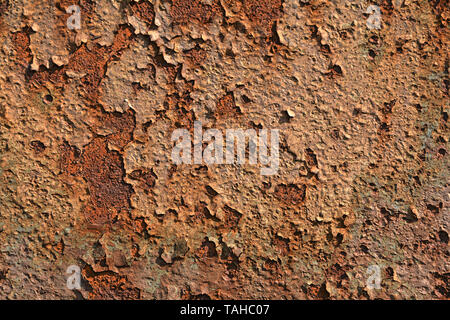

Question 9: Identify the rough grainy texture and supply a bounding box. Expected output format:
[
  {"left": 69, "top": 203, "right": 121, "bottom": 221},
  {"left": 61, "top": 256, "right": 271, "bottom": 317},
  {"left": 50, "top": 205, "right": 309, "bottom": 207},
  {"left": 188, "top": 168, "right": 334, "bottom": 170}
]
[{"left": 0, "top": 0, "right": 448, "bottom": 299}]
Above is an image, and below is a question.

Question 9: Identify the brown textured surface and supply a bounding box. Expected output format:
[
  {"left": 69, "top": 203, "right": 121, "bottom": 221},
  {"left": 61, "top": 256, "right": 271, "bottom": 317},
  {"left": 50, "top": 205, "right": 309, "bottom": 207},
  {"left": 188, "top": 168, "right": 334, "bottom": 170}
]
[{"left": 0, "top": 0, "right": 448, "bottom": 300}]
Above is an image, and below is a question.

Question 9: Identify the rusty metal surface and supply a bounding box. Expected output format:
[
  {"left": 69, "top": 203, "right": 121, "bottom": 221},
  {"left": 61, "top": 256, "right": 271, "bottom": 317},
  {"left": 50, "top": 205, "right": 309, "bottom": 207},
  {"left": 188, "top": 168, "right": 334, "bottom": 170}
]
[{"left": 0, "top": 0, "right": 448, "bottom": 299}]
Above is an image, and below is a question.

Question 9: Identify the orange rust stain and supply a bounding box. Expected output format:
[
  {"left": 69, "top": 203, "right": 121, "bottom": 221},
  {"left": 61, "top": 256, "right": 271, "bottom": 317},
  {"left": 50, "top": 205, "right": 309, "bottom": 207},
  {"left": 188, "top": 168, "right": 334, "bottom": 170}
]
[
  {"left": 60, "top": 142, "right": 81, "bottom": 176},
  {"left": 82, "top": 266, "right": 140, "bottom": 300},
  {"left": 222, "top": 205, "right": 242, "bottom": 229},
  {"left": 128, "top": 168, "right": 156, "bottom": 194},
  {"left": 171, "top": 0, "right": 223, "bottom": 24},
  {"left": 28, "top": 25, "right": 134, "bottom": 101},
  {"left": 241, "top": 0, "right": 285, "bottom": 48},
  {"left": 67, "top": 44, "right": 110, "bottom": 100},
  {"left": 274, "top": 183, "right": 307, "bottom": 206},
  {"left": 184, "top": 46, "right": 207, "bottom": 67},
  {"left": 109, "top": 26, "right": 134, "bottom": 58},
  {"left": 80, "top": 137, "right": 132, "bottom": 226},
  {"left": 28, "top": 65, "right": 66, "bottom": 89},
  {"left": 163, "top": 64, "right": 179, "bottom": 84},
  {"left": 12, "top": 29, "right": 32, "bottom": 66},
  {"left": 60, "top": 110, "right": 136, "bottom": 227},
  {"left": 243, "top": 0, "right": 282, "bottom": 27},
  {"left": 130, "top": 0, "right": 155, "bottom": 25},
  {"left": 95, "top": 109, "right": 136, "bottom": 149},
  {"left": 306, "top": 283, "right": 330, "bottom": 299},
  {"left": 215, "top": 93, "right": 239, "bottom": 120}
]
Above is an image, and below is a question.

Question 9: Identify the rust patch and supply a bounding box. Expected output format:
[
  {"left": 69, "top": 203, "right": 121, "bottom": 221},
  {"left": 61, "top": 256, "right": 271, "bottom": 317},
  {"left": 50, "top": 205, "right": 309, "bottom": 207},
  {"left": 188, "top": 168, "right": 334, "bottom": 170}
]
[
  {"left": 243, "top": 0, "right": 282, "bottom": 27},
  {"left": 130, "top": 0, "right": 155, "bottom": 26},
  {"left": 215, "top": 93, "right": 240, "bottom": 120},
  {"left": 60, "top": 110, "right": 136, "bottom": 227},
  {"left": 171, "top": 0, "right": 223, "bottom": 25},
  {"left": 83, "top": 266, "right": 140, "bottom": 300},
  {"left": 222, "top": 205, "right": 242, "bottom": 229},
  {"left": 184, "top": 46, "right": 207, "bottom": 67},
  {"left": 80, "top": 137, "right": 132, "bottom": 226},
  {"left": 60, "top": 141, "right": 81, "bottom": 176},
  {"left": 95, "top": 109, "right": 136, "bottom": 149},
  {"left": 306, "top": 283, "right": 330, "bottom": 300},
  {"left": 12, "top": 29, "right": 32, "bottom": 66},
  {"left": 128, "top": 168, "right": 156, "bottom": 194},
  {"left": 28, "top": 25, "right": 134, "bottom": 101},
  {"left": 2, "top": 0, "right": 449, "bottom": 301},
  {"left": 274, "top": 183, "right": 307, "bottom": 206},
  {"left": 65, "top": 41, "right": 116, "bottom": 101},
  {"left": 109, "top": 26, "right": 134, "bottom": 59},
  {"left": 305, "top": 148, "right": 318, "bottom": 168}
]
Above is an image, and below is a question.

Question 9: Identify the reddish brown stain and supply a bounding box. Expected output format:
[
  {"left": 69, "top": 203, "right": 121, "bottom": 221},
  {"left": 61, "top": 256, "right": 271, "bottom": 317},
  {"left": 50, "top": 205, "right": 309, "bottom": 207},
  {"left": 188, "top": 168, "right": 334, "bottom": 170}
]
[
  {"left": 83, "top": 266, "right": 140, "bottom": 300},
  {"left": 80, "top": 137, "right": 132, "bottom": 226},
  {"left": 305, "top": 148, "right": 318, "bottom": 168},
  {"left": 215, "top": 93, "right": 239, "bottom": 120},
  {"left": 184, "top": 46, "right": 207, "bottom": 67},
  {"left": 68, "top": 44, "right": 109, "bottom": 99},
  {"left": 274, "top": 184, "right": 307, "bottom": 206},
  {"left": 60, "top": 141, "right": 81, "bottom": 176},
  {"left": 243, "top": 0, "right": 282, "bottom": 27},
  {"left": 128, "top": 168, "right": 156, "bottom": 194},
  {"left": 60, "top": 110, "right": 136, "bottom": 227},
  {"left": 28, "top": 25, "right": 133, "bottom": 100},
  {"left": 96, "top": 109, "right": 136, "bottom": 149},
  {"left": 12, "top": 29, "right": 32, "bottom": 66},
  {"left": 130, "top": 0, "right": 155, "bottom": 26},
  {"left": 171, "top": 0, "right": 223, "bottom": 24},
  {"left": 306, "top": 283, "right": 330, "bottom": 299},
  {"left": 3, "top": 0, "right": 448, "bottom": 301},
  {"left": 222, "top": 205, "right": 242, "bottom": 229}
]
